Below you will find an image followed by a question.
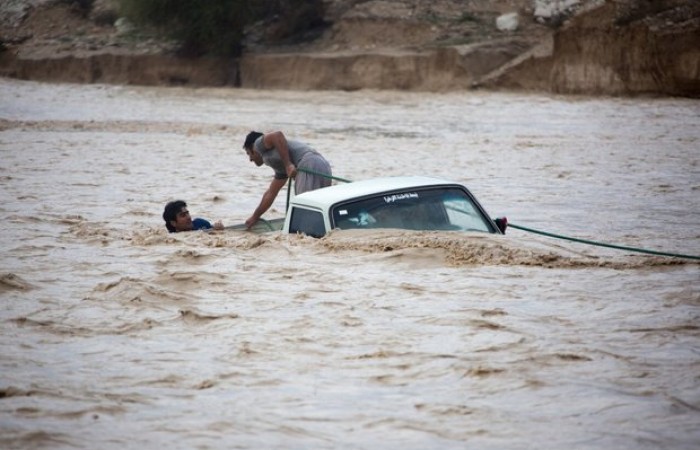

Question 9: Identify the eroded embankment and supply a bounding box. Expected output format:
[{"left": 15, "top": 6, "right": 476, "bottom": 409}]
[
  {"left": 1, "top": 1, "right": 698, "bottom": 96},
  {"left": 0, "top": 51, "right": 236, "bottom": 86},
  {"left": 238, "top": 39, "right": 530, "bottom": 91}
]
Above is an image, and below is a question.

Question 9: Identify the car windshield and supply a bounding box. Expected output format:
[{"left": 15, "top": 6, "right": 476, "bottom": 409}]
[{"left": 331, "top": 186, "right": 495, "bottom": 233}]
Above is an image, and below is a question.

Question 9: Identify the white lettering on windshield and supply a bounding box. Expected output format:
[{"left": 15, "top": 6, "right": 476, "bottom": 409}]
[{"left": 383, "top": 192, "right": 419, "bottom": 203}]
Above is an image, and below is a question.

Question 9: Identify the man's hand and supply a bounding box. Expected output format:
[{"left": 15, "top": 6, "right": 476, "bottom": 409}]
[
  {"left": 245, "top": 216, "right": 258, "bottom": 230},
  {"left": 286, "top": 163, "right": 297, "bottom": 179}
]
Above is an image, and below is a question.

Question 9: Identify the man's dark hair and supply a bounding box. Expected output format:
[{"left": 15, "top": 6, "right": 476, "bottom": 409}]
[
  {"left": 163, "top": 200, "right": 187, "bottom": 233},
  {"left": 243, "top": 131, "right": 263, "bottom": 150}
]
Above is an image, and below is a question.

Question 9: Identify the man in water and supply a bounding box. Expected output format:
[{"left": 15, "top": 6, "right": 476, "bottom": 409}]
[
  {"left": 162, "top": 200, "right": 223, "bottom": 233},
  {"left": 242, "top": 130, "right": 332, "bottom": 229}
]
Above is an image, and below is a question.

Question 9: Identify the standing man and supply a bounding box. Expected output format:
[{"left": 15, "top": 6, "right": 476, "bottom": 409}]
[{"left": 242, "top": 130, "right": 332, "bottom": 229}]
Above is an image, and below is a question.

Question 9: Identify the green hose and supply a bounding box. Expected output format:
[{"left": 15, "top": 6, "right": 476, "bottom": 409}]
[
  {"left": 507, "top": 222, "right": 700, "bottom": 261},
  {"left": 296, "top": 167, "right": 352, "bottom": 183}
]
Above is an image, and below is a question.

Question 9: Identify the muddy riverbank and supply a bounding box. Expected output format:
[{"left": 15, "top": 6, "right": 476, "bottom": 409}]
[{"left": 1, "top": 0, "right": 699, "bottom": 96}]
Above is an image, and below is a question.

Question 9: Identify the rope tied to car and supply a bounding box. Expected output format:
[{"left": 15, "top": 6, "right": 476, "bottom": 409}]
[
  {"left": 297, "top": 167, "right": 352, "bottom": 183},
  {"left": 286, "top": 168, "right": 352, "bottom": 211},
  {"left": 291, "top": 169, "right": 700, "bottom": 261},
  {"left": 507, "top": 222, "right": 700, "bottom": 260}
]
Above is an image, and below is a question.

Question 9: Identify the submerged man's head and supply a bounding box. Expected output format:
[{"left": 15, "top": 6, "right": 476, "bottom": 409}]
[{"left": 163, "top": 200, "right": 192, "bottom": 232}]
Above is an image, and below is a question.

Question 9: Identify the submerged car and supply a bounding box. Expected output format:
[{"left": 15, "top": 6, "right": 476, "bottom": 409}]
[{"left": 270, "top": 176, "right": 506, "bottom": 238}]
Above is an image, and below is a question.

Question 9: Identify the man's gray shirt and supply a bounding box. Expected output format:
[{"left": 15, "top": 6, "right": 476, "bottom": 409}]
[{"left": 254, "top": 138, "right": 321, "bottom": 180}]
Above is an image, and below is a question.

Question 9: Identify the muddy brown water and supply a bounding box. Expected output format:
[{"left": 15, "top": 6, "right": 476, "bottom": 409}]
[{"left": 1, "top": 78, "right": 699, "bottom": 449}]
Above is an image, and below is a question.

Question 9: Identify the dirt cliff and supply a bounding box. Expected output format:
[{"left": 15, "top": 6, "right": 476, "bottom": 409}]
[
  {"left": 1, "top": 0, "right": 698, "bottom": 97},
  {"left": 478, "top": 1, "right": 700, "bottom": 96}
]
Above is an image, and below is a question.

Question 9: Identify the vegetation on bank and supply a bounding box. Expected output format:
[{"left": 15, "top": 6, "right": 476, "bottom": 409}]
[
  {"left": 53, "top": 0, "right": 325, "bottom": 57},
  {"left": 116, "top": 0, "right": 325, "bottom": 57}
]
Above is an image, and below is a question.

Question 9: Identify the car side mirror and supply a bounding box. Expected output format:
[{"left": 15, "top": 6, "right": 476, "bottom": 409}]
[{"left": 494, "top": 217, "right": 508, "bottom": 234}]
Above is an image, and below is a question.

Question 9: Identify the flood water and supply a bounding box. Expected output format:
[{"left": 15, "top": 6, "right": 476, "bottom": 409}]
[{"left": 1, "top": 78, "right": 699, "bottom": 449}]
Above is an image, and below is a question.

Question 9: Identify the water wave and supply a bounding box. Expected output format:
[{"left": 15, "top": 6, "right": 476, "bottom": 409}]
[
  {"left": 0, "top": 273, "right": 34, "bottom": 292},
  {"left": 0, "top": 118, "right": 243, "bottom": 136},
  {"left": 90, "top": 276, "right": 190, "bottom": 308},
  {"left": 178, "top": 308, "right": 240, "bottom": 324},
  {"left": 316, "top": 229, "right": 694, "bottom": 269},
  {"left": 121, "top": 226, "right": 699, "bottom": 269}
]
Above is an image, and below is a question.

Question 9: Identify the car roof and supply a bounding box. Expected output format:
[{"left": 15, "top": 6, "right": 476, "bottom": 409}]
[{"left": 290, "top": 176, "right": 465, "bottom": 210}]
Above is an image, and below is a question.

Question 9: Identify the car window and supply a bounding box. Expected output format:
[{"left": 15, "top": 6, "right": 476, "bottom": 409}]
[
  {"left": 332, "top": 187, "right": 493, "bottom": 233},
  {"left": 289, "top": 207, "right": 326, "bottom": 238},
  {"left": 442, "top": 194, "right": 491, "bottom": 232}
]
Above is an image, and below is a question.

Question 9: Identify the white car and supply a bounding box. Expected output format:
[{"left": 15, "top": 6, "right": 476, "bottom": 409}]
[{"left": 274, "top": 176, "right": 506, "bottom": 238}]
